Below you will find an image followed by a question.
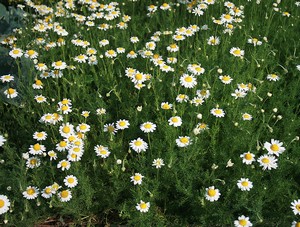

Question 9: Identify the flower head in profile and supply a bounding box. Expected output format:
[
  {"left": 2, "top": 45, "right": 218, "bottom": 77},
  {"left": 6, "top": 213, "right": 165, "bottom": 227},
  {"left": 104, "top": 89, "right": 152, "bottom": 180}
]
[{"left": 176, "top": 136, "right": 192, "bottom": 148}]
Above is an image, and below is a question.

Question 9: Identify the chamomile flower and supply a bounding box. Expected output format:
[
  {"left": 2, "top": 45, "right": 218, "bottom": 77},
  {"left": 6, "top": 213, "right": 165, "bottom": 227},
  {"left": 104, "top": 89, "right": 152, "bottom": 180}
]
[
  {"left": 74, "top": 54, "right": 88, "bottom": 63},
  {"left": 9, "top": 48, "right": 23, "bottom": 58},
  {"left": 4, "top": 88, "right": 18, "bottom": 98},
  {"left": 35, "top": 63, "right": 48, "bottom": 71},
  {"left": 207, "top": 36, "right": 220, "bottom": 45},
  {"left": 242, "top": 113, "right": 252, "bottom": 121},
  {"left": 173, "top": 34, "right": 185, "bottom": 41},
  {"left": 23, "top": 186, "right": 39, "bottom": 200},
  {"left": 1, "top": 74, "right": 14, "bottom": 83},
  {"left": 160, "top": 2, "right": 171, "bottom": 10},
  {"left": 145, "top": 41, "right": 156, "bottom": 50},
  {"left": 230, "top": 47, "right": 244, "bottom": 58},
  {"left": 221, "top": 14, "right": 234, "bottom": 23},
  {"left": 52, "top": 60, "right": 67, "bottom": 70},
  {"left": 161, "top": 102, "right": 172, "bottom": 110},
  {"left": 127, "top": 50, "right": 137, "bottom": 58},
  {"left": 180, "top": 74, "right": 197, "bottom": 88},
  {"left": 291, "top": 199, "right": 300, "bottom": 215},
  {"left": 26, "top": 157, "right": 41, "bottom": 169},
  {"left": 0, "top": 195, "right": 10, "bottom": 215},
  {"left": 240, "top": 152, "right": 255, "bottom": 165},
  {"left": 94, "top": 145, "right": 110, "bottom": 158},
  {"left": 291, "top": 221, "right": 300, "bottom": 226},
  {"left": 237, "top": 178, "right": 253, "bottom": 191},
  {"left": 64, "top": 175, "right": 78, "bottom": 188},
  {"left": 130, "top": 36, "right": 139, "bottom": 43},
  {"left": 48, "top": 150, "right": 57, "bottom": 160},
  {"left": 247, "top": 38, "right": 262, "bottom": 46},
  {"left": 39, "top": 131, "right": 50, "bottom": 147},
  {"left": 57, "top": 159, "right": 71, "bottom": 171},
  {"left": 116, "top": 119, "right": 130, "bottom": 130},
  {"left": 152, "top": 158, "right": 165, "bottom": 168},
  {"left": 210, "top": 108, "right": 225, "bottom": 117},
  {"left": 205, "top": 186, "right": 221, "bottom": 202},
  {"left": 34, "top": 95, "right": 47, "bottom": 103},
  {"left": 264, "top": 139, "right": 285, "bottom": 156},
  {"left": 59, "top": 123, "right": 75, "bottom": 137},
  {"left": 257, "top": 155, "right": 278, "bottom": 170},
  {"left": 267, "top": 74, "right": 280, "bottom": 81},
  {"left": 105, "top": 50, "right": 117, "bottom": 58},
  {"left": 24, "top": 49, "right": 38, "bottom": 59},
  {"left": 167, "top": 43, "right": 179, "bottom": 52},
  {"left": 41, "top": 186, "right": 53, "bottom": 199},
  {"left": 234, "top": 215, "right": 253, "bottom": 227},
  {"left": 231, "top": 89, "right": 247, "bottom": 99},
  {"left": 29, "top": 143, "right": 46, "bottom": 155},
  {"left": 32, "top": 79, "right": 43, "bottom": 89},
  {"left": 136, "top": 200, "right": 150, "bottom": 213},
  {"left": 219, "top": 75, "right": 233, "bottom": 84},
  {"left": 129, "top": 138, "right": 148, "bottom": 153},
  {"left": 58, "top": 189, "right": 72, "bottom": 202},
  {"left": 140, "top": 122, "right": 157, "bottom": 133},
  {"left": 76, "top": 123, "right": 90, "bottom": 133},
  {"left": 176, "top": 94, "right": 189, "bottom": 103},
  {"left": 56, "top": 140, "right": 69, "bottom": 152},
  {"left": 104, "top": 123, "right": 118, "bottom": 135},
  {"left": 176, "top": 136, "right": 192, "bottom": 148},
  {"left": 0, "top": 135, "right": 7, "bottom": 146},
  {"left": 168, "top": 116, "right": 182, "bottom": 127},
  {"left": 130, "top": 173, "right": 144, "bottom": 185}
]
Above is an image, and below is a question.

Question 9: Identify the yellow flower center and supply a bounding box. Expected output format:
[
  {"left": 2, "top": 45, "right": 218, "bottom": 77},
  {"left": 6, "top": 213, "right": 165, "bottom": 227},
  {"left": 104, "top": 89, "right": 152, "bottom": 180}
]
[
  {"left": 233, "top": 49, "right": 241, "bottom": 55},
  {"left": 140, "top": 202, "right": 147, "bottom": 209},
  {"left": 224, "top": 14, "right": 231, "bottom": 20},
  {"left": 55, "top": 61, "right": 63, "bottom": 66},
  {"left": 67, "top": 178, "right": 75, "bottom": 183},
  {"left": 38, "top": 63, "right": 45, "bottom": 67},
  {"left": 144, "top": 123, "right": 152, "bottom": 129},
  {"left": 108, "top": 50, "right": 115, "bottom": 55},
  {"left": 208, "top": 189, "right": 216, "bottom": 197},
  {"left": 180, "top": 137, "right": 189, "bottom": 144},
  {"left": 135, "top": 73, "right": 143, "bottom": 80},
  {"left": 119, "top": 121, "right": 126, "bottom": 127},
  {"left": 0, "top": 199, "right": 5, "bottom": 208},
  {"left": 199, "top": 123, "right": 206, "bottom": 129},
  {"left": 296, "top": 222, "right": 300, "bottom": 227},
  {"left": 28, "top": 50, "right": 35, "bottom": 56},
  {"left": 61, "top": 105, "right": 69, "bottom": 111},
  {"left": 223, "top": 76, "right": 230, "bottom": 81},
  {"left": 45, "top": 188, "right": 52, "bottom": 194},
  {"left": 36, "top": 132, "right": 44, "bottom": 138},
  {"left": 134, "top": 141, "right": 142, "bottom": 146},
  {"left": 262, "top": 158, "right": 270, "bottom": 164},
  {"left": 214, "top": 109, "right": 222, "bottom": 115},
  {"left": 184, "top": 76, "right": 193, "bottom": 83},
  {"left": 35, "top": 80, "right": 43, "bottom": 86},
  {"left": 61, "top": 190, "right": 69, "bottom": 198},
  {"left": 107, "top": 126, "right": 115, "bottom": 133},
  {"left": 134, "top": 175, "right": 141, "bottom": 181},
  {"left": 170, "top": 44, "right": 177, "bottom": 49},
  {"left": 62, "top": 126, "right": 70, "bottom": 133},
  {"left": 27, "top": 188, "right": 35, "bottom": 195},
  {"left": 33, "top": 143, "right": 41, "bottom": 151},
  {"left": 245, "top": 153, "right": 252, "bottom": 160},
  {"left": 162, "top": 3, "right": 169, "bottom": 7},
  {"left": 79, "top": 124, "right": 87, "bottom": 130},
  {"left": 162, "top": 104, "right": 170, "bottom": 109},
  {"left": 270, "top": 144, "right": 279, "bottom": 152},
  {"left": 129, "top": 51, "right": 135, "bottom": 55},
  {"left": 239, "top": 219, "right": 247, "bottom": 226},
  {"left": 172, "top": 118, "right": 178, "bottom": 123},
  {"left": 7, "top": 88, "right": 15, "bottom": 95},
  {"left": 45, "top": 115, "right": 52, "bottom": 120},
  {"left": 30, "top": 159, "right": 37, "bottom": 165},
  {"left": 296, "top": 204, "right": 300, "bottom": 211},
  {"left": 100, "top": 150, "right": 107, "bottom": 155},
  {"left": 241, "top": 181, "right": 249, "bottom": 187},
  {"left": 61, "top": 161, "right": 68, "bottom": 167},
  {"left": 13, "top": 49, "right": 20, "bottom": 54}
]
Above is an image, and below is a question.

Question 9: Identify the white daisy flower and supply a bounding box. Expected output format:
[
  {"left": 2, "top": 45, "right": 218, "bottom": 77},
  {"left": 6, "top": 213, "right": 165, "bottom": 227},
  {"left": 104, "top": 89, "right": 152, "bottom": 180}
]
[
  {"left": 168, "top": 116, "right": 182, "bottom": 127},
  {"left": 136, "top": 200, "right": 150, "bottom": 213},
  {"left": 205, "top": 186, "right": 221, "bottom": 202},
  {"left": 237, "top": 178, "right": 253, "bottom": 191},
  {"left": 240, "top": 152, "right": 255, "bottom": 165},
  {"left": 264, "top": 139, "right": 285, "bottom": 156},
  {"left": 140, "top": 122, "right": 157, "bottom": 133},
  {"left": 257, "top": 155, "right": 278, "bottom": 170},
  {"left": 0, "top": 195, "right": 10, "bottom": 215},
  {"left": 64, "top": 175, "right": 78, "bottom": 188},
  {"left": 176, "top": 136, "right": 192, "bottom": 148},
  {"left": 130, "top": 173, "right": 144, "bottom": 185},
  {"left": 234, "top": 215, "right": 253, "bottom": 227},
  {"left": 58, "top": 189, "right": 72, "bottom": 202},
  {"left": 23, "top": 186, "right": 39, "bottom": 200},
  {"left": 129, "top": 138, "right": 148, "bottom": 153}
]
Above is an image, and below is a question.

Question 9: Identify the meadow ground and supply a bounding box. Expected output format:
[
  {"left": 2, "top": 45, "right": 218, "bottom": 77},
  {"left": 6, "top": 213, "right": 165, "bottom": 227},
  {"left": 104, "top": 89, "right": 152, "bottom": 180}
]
[{"left": 0, "top": 0, "right": 300, "bottom": 226}]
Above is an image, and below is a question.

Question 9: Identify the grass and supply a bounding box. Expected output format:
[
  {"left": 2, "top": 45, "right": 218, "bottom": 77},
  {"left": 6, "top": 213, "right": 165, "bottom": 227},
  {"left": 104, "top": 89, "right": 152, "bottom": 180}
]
[{"left": 0, "top": 0, "right": 300, "bottom": 226}]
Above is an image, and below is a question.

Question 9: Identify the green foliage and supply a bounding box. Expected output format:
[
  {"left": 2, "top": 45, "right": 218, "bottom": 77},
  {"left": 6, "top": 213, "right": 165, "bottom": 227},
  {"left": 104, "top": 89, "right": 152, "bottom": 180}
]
[{"left": 0, "top": 0, "right": 300, "bottom": 226}]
